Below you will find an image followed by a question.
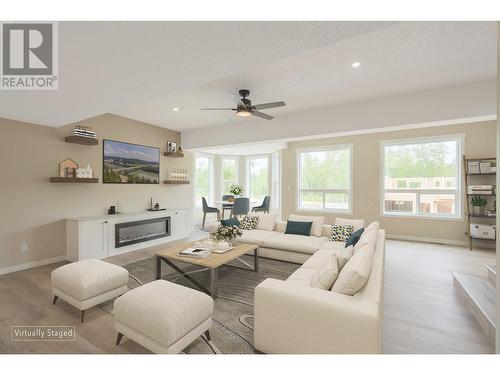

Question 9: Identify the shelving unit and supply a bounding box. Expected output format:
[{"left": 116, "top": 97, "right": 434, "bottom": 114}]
[
  {"left": 164, "top": 151, "right": 184, "bottom": 158},
  {"left": 463, "top": 156, "right": 496, "bottom": 250},
  {"left": 50, "top": 177, "right": 99, "bottom": 183},
  {"left": 65, "top": 136, "right": 98, "bottom": 145},
  {"left": 164, "top": 180, "right": 190, "bottom": 185}
]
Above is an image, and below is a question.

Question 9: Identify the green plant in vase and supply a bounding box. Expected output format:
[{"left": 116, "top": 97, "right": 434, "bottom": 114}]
[
  {"left": 470, "top": 196, "right": 487, "bottom": 216},
  {"left": 229, "top": 184, "right": 244, "bottom": 197}
]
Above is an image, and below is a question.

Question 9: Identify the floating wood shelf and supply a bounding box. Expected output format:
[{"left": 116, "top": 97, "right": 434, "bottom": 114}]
[
  {"left": 470, "top": 214, "right": 496, "bottom": 219},
  {"left": 50, "top": 177, "right": 99, "bottom": 183},
  {"left": 164, "top": 180, "right": 190, "bottom": 184},
  {"left": 470, "top": 237, "right": 496, "bottom": 241},
  {"left": 466, "top": 193, "right": 495, "bottom": 196},
  {"left": 466, "top": 173, "right": 496, "bottom": 176},
  {"left": 164, "top": 152, "right": 184, "bottom": 158},
  {"left": 65, "top": 136, "right": 99, "bottom": 145}
]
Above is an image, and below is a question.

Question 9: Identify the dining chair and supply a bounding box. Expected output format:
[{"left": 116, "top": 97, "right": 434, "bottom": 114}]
[
  {"left": 231, "top": 198, "right": 249, "bottom": 218},
  {"left": 252, "top": 196, "right": 271, "bottom": 213},
  {"left": 221, "top": 194, "right": 234, "bottom": 219},
  {"left": 202, "top": 197, "right": 220, "bottom": 229}
]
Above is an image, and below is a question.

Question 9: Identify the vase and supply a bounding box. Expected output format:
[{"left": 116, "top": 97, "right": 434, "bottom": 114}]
[{"left": 472, "top": 206, "right": 482, "bottom": 216}]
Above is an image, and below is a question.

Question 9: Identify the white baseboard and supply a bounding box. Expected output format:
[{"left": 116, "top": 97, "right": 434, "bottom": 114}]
[
  {"left": 386, "top": 234, "right": 469, "bottom": 247},
  {"left": 0, "top": 255, "right": 67, "bottom": 276}
]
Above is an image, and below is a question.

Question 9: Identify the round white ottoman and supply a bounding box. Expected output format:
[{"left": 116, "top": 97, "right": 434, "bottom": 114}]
[
  {"left": 51, "top": 259, "right": 129, "bottom": 322},
  {"left": 114, "top": 280, "right": 214, "bottom": 354}
]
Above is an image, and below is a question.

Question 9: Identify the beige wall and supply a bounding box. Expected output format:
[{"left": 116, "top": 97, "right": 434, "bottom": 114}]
[
  {"left": 282, "top": 120, "right": 496, "bottom": 245},
  {"left": 0, "top": 114, "right": 193, "bottom": 270}
]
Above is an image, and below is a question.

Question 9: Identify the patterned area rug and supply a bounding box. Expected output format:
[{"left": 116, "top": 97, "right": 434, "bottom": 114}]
[{"left": 102, "top": 255, "right": 298, "bottom": 354}]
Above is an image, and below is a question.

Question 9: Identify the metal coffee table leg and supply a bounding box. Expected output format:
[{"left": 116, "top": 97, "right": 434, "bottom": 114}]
[{"left": 210, "top": 268, "right": 218, "bottom": 298}]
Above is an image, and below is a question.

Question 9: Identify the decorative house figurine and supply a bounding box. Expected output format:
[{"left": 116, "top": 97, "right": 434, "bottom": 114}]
[
  {"left": 59, "top": 158, "right": 79, "bottom": 178},
  {"left": 77, "top": 164, "right": 93, "bottom": 178}
]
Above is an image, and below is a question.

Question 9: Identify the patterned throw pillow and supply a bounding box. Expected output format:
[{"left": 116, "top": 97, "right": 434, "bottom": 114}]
[
  {"left": 329, "top": 224, "right": 353, "bottom": 242},
  {"left": 239, "top": 216, "right": 259, "bottom": 230}
]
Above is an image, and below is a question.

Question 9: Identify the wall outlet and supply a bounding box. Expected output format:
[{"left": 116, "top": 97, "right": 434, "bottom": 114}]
[{"left": 20, "top": 242, "right": 28, "bottom": 252}]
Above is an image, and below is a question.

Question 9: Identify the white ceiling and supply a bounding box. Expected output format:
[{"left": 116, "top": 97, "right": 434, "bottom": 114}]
[
  {"left": 202, "top": 141, "right": 287, "bottom": 156},
  {"left": 0, "top": 22, "right": 496, "bottom": 131}
]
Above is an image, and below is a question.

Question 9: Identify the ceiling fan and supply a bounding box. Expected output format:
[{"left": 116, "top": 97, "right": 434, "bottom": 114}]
[{"left": 201, "top": 89, "right": 286, "bottom": 120}]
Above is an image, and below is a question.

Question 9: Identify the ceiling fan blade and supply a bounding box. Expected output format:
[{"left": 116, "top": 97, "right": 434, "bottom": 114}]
[
  {"left": 253, "top": 101, "right": 286, "bottom": 110},
  {"left": 252, "top": 111, "right": 274, "bottom": 120},
  {"left": 200, "top": 108, "right": 236, "bottom": 111}
]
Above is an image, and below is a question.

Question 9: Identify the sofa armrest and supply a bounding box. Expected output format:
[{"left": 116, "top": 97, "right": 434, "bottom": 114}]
[{"left": 254, "top": 278, "right": 381, "bottom": 354}]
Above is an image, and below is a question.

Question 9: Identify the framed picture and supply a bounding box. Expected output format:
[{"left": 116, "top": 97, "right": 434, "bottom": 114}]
[
  {"left": 103, "top": 139, "right": 160, "bottom": 184},
  {"left": 167, "top": 141, "right": 177, "bottom": 153}
]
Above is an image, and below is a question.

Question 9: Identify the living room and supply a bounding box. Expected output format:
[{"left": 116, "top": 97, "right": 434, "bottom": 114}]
[{"left": 1, "top": 2, "right": 499, "bottom": 373}]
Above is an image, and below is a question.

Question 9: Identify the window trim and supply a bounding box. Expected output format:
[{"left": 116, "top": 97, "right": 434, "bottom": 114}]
[
  {"left": 220, "top": 156, "right": 239, "bottom": 195},
  {"left": 296, "top": 144, "right": 353, "bottom": 214},
  {"left": 379, "top": 134, "right": 464, "bottom": 221}
]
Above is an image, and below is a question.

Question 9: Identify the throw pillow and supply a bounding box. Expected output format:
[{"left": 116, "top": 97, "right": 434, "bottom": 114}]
[
  {"left": 335, "top": 217, "right": 365, "bottom": 232},
  {"left": 248, "top": 212, "right": 277, "bottom": 231},
  {"left": 284, "top": 220, "right": 313, "bottom": 236},
  {"left": 329, "top": 224, "right": 353, "bottom": 242},
  {"left": 336, "top": 245, "right": 354, "bottom": 270},
  {"left": 345, "top": 228, "right": 365, "bottom": 248},
  {"left": 239, "top": 216, "right": 259, "bottom": 230},
  {"left": 220, "top": 217, "right": 240, "bottom": 227},
  {"left": 311, "top": 254, "right": 339, "bottom": 290},
  {"left": 288, "top": 214, "right": 325, "bottom": 237},
  {"left": 332, "top": 240, "right": 375, "bottom": 296},
  {"left": 353, "top": 227, "right": 378, "bottom": 254}
]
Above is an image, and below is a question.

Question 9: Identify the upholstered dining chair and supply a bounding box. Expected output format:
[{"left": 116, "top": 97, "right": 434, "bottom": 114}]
[
  {"left": 202, "top": 197, "right": 220, "bottom": 229},
  {"left": 231, "top": 198, "right": 249, "bottom": 218},
  {"left": 252, "top": 196, "right": 271, "bottom": 213},
  {"left": 221, "top": 194, "right": 234, "bottom": 219}
]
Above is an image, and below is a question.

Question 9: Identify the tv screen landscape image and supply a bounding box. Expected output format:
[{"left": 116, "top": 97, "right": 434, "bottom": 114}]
[{"left": 103, "top": 139, "right": 160, "bottom": 184}]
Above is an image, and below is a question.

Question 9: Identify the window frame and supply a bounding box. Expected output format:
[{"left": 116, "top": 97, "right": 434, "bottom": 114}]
[
  {"left": 193, "top": 153, "right": 214, "bottom": 208},
  {"left": 220, "top": 156, "right": 239, "bottom": 195},
  {"left": 296, "top": 144, "right": 353, "bottom": 214},
  {"left": 246, "top": 154, "right": 271, "bottom": 203},
  {"left": 379, "top": 134, "right": 464, "bottom": 221}
]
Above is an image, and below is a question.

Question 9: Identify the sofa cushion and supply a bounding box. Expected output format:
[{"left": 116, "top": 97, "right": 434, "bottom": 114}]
[
  {"left": 301, "top": 249, "right": 334, "bottom": 269},
  {"left": 353, "top": 227, "right": 378, "bottom": 254},
  {"left": 248, "top": 212, "right": 277, "bottom": 231},
  {"left": 329, "top": 224, "right": 353, "bottom": 242},
  {"left": 364, "top": 221, "right": 380, "bottom": 234},
  {"left": 336, "top": 245, "right": 354, "bottom": 270},
  {"left": 332, "top": 242, "right": 375, "bottom": 296},
  {"left": 335, "top": 217, "right": 365, "bottom": 232},
  {"left": 239, "top": 216, "right": 259, "bottom": 230},
  {"left": 262, "top": 233, "right": 327, "bottom": 254},
  {"left": 220, "top": 217, "right": 240, "bottom": 227},
  {"left": 286, "top": 267, "right": 316, "bottom": 287},
  {"left": 311, "top": 254, "right": 339, "bottom": 290},
  {"left": 289, "top": 214, "right": 325, "bottom": 237},
  {"left": 319, "top": 241, "right": 345, "bottom": 252},
  {"left": 285, "top": 220, "right": 313, "bottom": 236},
  {"left": 234, "top": 229, "right": 279, "bottom": 246},
  {"left": 345, "top": 228, "right": 365, "bottom": 248}
]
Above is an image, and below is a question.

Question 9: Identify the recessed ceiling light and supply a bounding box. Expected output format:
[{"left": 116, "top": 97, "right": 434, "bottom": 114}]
[
  {"left": 351, "top": 61, "right": 361, "bottom": 68},
  {"left": 172, "top": 107, "right": 179, "bottom": 111}
]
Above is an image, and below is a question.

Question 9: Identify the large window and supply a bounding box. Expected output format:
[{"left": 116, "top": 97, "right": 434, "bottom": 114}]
[
  {"left": 297, "top": 145, "right": 352, "bottom": 212},
  {"left": 381, "top": 135, "right": 462, "bottom": 219},
  {"left": 194, "top": 155, "right": 211, "bottom": 207},
  {"left": 221, "top": 157, "right": 238, "bottom": 194},
  {"left": 247, "top": 156, "right": 269, "bottom": 202}
]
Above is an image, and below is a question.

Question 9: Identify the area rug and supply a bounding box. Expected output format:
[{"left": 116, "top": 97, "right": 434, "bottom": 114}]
[{"left": 102, "top": 255, "right": 299, "bottom": 354}]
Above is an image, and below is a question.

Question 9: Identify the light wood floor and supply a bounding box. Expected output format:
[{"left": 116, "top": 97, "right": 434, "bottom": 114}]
[{"left": 0, "top": 229, "right": 495, "bottom": 354}]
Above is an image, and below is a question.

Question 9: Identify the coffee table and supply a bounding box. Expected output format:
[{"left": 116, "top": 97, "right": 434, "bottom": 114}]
[{"left": 155, "top": 241, "right": 259, "bottom": 298}]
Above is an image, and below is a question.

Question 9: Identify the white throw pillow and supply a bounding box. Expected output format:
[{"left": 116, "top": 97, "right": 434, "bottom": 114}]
[
  {"left": 311, "top": 254, "right": 339, "bottom": 290},
  {"left": 248, "top": 212, "right": 277, "bottom": 231},
  {"left": 364, "top": 221, "right": 380, "bottom": 234},
  {"left": 335, "top": 217, "right": 365, "bottom": 232},
  {"left": 332, "top": 241, "right": 375, "bottom": 295},
  {"left": 353, "top": 226, "right": 378, "bottom": 254},
  {"left": 336, "top": 245, "right": 354, "bottom": 270},
  {"left": 289, "top": 214, "right": 325, "bottom": 237}
]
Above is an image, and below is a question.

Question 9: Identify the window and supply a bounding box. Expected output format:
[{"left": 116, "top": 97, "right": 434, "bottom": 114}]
[
  {"left": 381, "top": 135, "right": 462, "bottom": 219},
  {"left": 194, "top": 155, "right": 212, "bottom": 207},
  {"left": 271, "top": 151, "right": 281, "bottom": 210},
  {"left": 297, "top": 145, "right": 352, "bottom": 212},
  {"left": 221, "top": 157, "right": 238, "bottom": 194},
  {"left": 247, "top": 156, "right": 269, "bottom": 203}
]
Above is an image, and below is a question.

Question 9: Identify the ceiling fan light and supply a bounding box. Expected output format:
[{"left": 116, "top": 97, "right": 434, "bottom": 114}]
[{"left": 236, "top": 109, "right": 252, "bottom": 117}]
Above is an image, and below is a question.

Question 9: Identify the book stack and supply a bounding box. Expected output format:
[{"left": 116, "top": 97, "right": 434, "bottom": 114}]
[
  {"left": 467, "top": 185, "right": 495, "bottom": 195},
  {"left": 72, "top": 126, "right": 96, "bottom": 139}
]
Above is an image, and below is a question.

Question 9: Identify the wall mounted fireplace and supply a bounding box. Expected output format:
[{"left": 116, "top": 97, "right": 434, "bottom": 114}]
[{"left": 115, "top": 216, "right": 171, "bottom": 248}]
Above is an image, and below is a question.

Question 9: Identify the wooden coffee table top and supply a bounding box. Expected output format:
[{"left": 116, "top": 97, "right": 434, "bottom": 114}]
[{"left": 155, "top": 240, "right": 258, "bottom": 269}]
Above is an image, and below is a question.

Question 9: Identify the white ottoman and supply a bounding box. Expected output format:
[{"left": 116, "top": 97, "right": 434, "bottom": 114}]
[
  {"left": 51, "top": 259, "right": 129, "bottom": 322},
  {"left": 114, "top": 280, "right": 214, "bottom": 354}
]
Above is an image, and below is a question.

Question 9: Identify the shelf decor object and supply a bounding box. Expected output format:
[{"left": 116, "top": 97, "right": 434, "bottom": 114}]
[
  {"left": 463, "top": 156, "right": 496, "bottom": 250},
  {"left": 164, "top": 180, "right": 190, "bottom": 185},
  {"left": 66, "top": 126, "right": 98, "bottom": 145}
]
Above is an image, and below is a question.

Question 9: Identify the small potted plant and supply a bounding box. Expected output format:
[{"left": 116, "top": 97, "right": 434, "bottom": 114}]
[
  {"left": 210, "top": 224, "right": 243, "bottom": 246},
  {"left": 470, "top": 196, "right": 487, "bottom": 216},
  {"left": 229, "top": 184, "right": 244, "bottom": 197}
]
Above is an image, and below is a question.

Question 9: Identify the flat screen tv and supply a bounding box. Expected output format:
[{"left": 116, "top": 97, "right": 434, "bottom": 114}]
[{"left": 103, "top": 139, "right": 160, "bottom": 184}]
